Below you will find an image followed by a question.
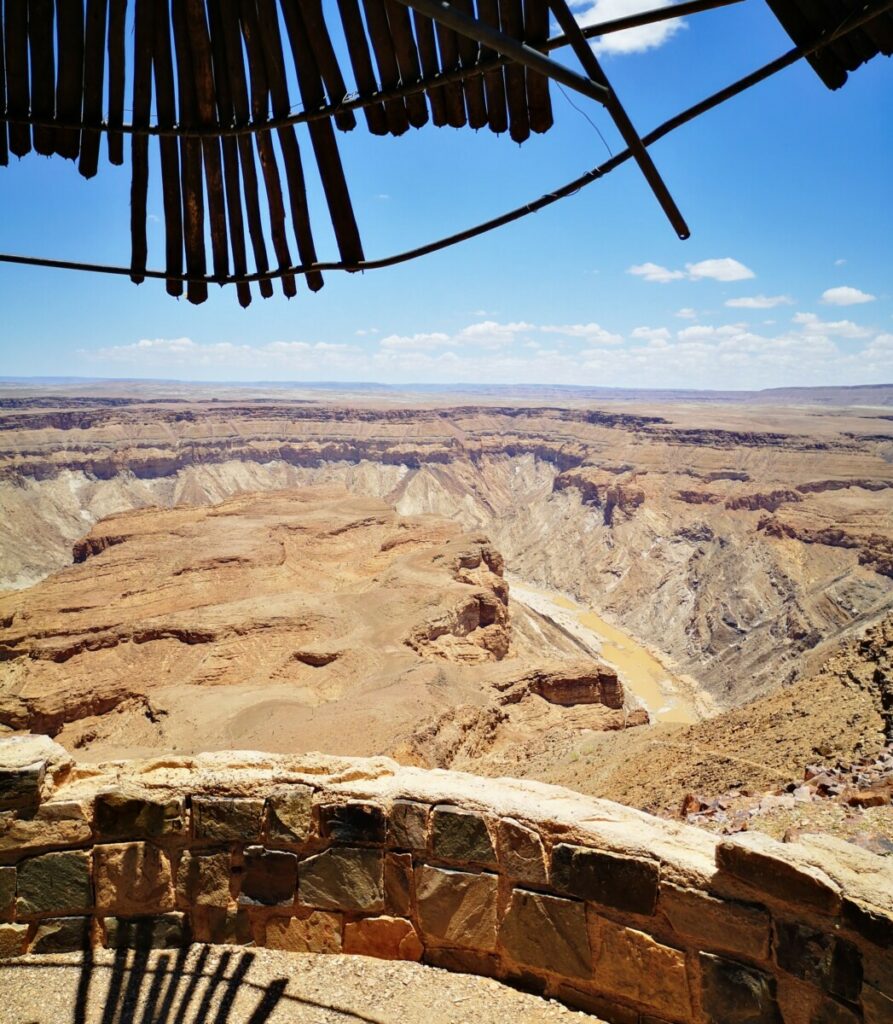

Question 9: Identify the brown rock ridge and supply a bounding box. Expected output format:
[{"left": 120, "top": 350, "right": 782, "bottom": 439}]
[
  {"left": 1, "top": 736, "right": 891, "bottom": 1023},
  {"left": 0, "top": 488, "right": 636, "bottom": 761}
]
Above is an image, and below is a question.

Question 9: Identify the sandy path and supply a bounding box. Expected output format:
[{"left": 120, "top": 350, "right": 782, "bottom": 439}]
[{"left": 0, "top": 947, "right": 601, "bottom": 1024}]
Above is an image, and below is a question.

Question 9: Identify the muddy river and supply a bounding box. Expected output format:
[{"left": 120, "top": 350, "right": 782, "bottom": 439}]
[{"left": 510, "top": 579, "right": 704, "bottom": 724}]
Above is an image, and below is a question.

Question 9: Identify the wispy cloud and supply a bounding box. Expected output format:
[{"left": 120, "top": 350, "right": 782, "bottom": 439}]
[
  {"left": 725, "top": 294, "right": 793, "bottom": 309},
  {"left": 792, "top": 312, "right": 871, "bottom": 338},
  {"left": 821, "top": 285, "right": 876, "bottom": 306},
  {"left": 628, "top": 257, "right": 755, "bottom": 284}
]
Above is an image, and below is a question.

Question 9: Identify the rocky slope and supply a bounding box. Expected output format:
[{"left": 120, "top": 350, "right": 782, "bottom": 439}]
[
  {"left": 0, "top": 488, "right": 636, "bottom": 761},
  {"left": 1, "top": 397, "right": 891, "bottom": 708}
]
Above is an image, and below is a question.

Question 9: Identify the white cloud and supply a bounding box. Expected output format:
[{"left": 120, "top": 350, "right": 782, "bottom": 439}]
[
  {"left": 379, "top": 332, "right": 451, "bottom": 351},
  {"left": 573, "top": 0, "right": 685, "bottom": 55},
  {"left": 631, "top": 326, "right": 671, "bottom": 343},
  {"left": 791, "top": 312, "right": 871, "bottom": 338},
  {"left": 540, "top": 322, "right": 622, "bottom": 345},
  {"left": 686, "top": 258, "right": 755, "bottom": 282},
  {"left": 821, "top": 285, "right": 876, "bottom": 306},
  {"left": 628, "top": 262, "right": 686, "bottom": 284},
  {"left": 725, "top": 294, "right": 793, "bottom": 309},
  {"left": 628, "top": 257, "right": 755, "bottom": 284},
  {"left": 675, "top": 307, "right": 697, "bottom": 320},
  {"left": 834, "top": 258, "right": 847, "bottom": 267}
]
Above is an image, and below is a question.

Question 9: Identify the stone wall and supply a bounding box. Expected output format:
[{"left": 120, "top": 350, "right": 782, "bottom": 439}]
[{"left": 1, "top": 735, "right": 891, "bottom": 1024}]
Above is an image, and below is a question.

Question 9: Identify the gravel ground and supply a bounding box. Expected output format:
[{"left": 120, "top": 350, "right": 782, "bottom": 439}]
[{"left": 0, "top": 946, "right": 601, "bottom": 1023}]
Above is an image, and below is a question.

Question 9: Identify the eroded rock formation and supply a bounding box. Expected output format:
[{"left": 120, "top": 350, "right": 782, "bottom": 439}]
[
  {"left": 1, "top": 397, "right": 890, "bottom": 708},
  {"left": 0, "top": 488, "right": 636, "bottom": 761}
]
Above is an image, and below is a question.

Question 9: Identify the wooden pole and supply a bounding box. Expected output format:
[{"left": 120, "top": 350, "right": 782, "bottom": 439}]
[{"left": 78, "top": 0, "right": 106, "bottom": 176}]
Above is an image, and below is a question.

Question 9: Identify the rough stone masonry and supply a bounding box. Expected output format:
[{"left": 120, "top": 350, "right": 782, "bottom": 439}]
[{"left": 0, "top": 734, "right": 891, "bottom": 1024}]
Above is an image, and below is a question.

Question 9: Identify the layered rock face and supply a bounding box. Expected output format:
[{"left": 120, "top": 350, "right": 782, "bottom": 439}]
[
  {"left": 0, "top": 488, "right": 636, "bottom": 760},
  {"left": 1, "top": 397, "right": 891, "bottom": 707},
  {"left": 0, "top": 736, "right": 891, "bottom": 1024}
]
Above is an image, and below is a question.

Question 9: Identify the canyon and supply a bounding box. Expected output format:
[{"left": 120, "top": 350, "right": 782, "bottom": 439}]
[{"left": 2, "top": 390, "right": 891, "bottom": 714}]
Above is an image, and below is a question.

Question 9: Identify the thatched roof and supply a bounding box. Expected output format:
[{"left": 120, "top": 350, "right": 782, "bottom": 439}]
[{"left": 0, "top": 1, "right": 890, "bottom": 305}]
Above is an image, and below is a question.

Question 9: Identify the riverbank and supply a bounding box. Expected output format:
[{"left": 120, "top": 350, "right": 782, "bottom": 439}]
[{"left": 509, "top": 578, "right": 714, "bottom": 724}]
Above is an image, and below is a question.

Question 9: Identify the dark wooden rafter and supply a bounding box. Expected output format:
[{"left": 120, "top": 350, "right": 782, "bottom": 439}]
[
  {"left": 336, "top": 0, "right": 388, "bottom": 136},
  {"left": 477, "top": 0, "right": 508, "bottom": 135},
  {"left": 452, "top": 0, "right": 487, "bottom": 129},
  {"left": 362, "top": 0, "right": 411, "bottom": 135},
  {"left": 499, "top": 0, "right": 530, "bottom": 143},
  {"left": 129, "top": 0, "right": 153, "bottom": 284},
  {"left": 217, "top": 0, "right": 274, "bottom": 299},
  {"left": 152, "top": 0, "right": 184, "bottom": 297},
  {"left": 432, "top": 4, "right": 467, "bottom": 127},
  {"left": 299, "top": 0, "right": 356, "bottom": 133},
  {"left": 106, "top": 0, "right": 126, "bottom": 164},
  {"left": 55, "top": 0, "right": 85, "bottom": 160},
  {"left": 524, "top": 0, "right": 552, "bottom": 133},
  {"left": 0, "top": 0, "right": 8, "bottom": 165},
  {"left": 278, "top": 0, "right": 364, "bottom": 267},
  {"left": 78, "top": 0, "right": 107, "bottom": 176},
  {"left": 410, "top": 9, "right": 448, "bottom": 127},
  {"left": 238, "top": 0, "right": 299, "bottom": 297},
  {"left": 171, "top": 0, "right": 209, "bottom": 303},
  {"left": 27, "top": 0, "right": 55, "bottom": 155},
  {"left": 184, "top": 0, "right": 229, "bottom": 282},
  {"left": 206, "top": 0, "right": 251, "bottom": 307}
]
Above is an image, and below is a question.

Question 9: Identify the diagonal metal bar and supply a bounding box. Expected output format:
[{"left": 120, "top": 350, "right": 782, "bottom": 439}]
[
  {"left": 392, "top": 0, "right": 610, "bottom": 105},
  {"left": 547, "top": 0, "right": 690, "bottom": 239}
]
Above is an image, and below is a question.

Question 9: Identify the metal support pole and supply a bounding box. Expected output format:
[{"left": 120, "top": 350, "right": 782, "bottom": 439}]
[
  {"left": 392, "top": 0, "right": 610, "bottom": 106},
  {"left": 547, "top": 0, "right": 690, "bottom": 240}
]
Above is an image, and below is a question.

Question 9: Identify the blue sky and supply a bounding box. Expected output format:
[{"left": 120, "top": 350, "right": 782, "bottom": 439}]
[{"left": 0, "top": 0, "right": 891, "bottom": 389}]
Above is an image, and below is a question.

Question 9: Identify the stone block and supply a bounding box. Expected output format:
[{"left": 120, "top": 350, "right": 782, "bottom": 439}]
[
  {"left": 387, "top": 800, "right": 429, "bottom": 851},
  {"left": 344, "top": 916, "right": 423, "bottom": 961},
  {"left": 0, "top": 923, "right": 28, "bottom": 958},
  {"left": 0, "top": 808, "right": 92, "bottom": 861},
  {"left": 555, "top": 986, "right": 639, "bottom": 1024},
  {"left": 716, "top": 835, "right": 841, "bottom": 915},
  {"left": 496, "top": 818, "right": 547, "bottom": 887},
  {"left": 499, "top": 889, "right": 590, "bottom": 979},
  {"left": 591, "top": 919, "right": 690, "bottom": 1021},
  {"left": 265, "top": 912, "right": 342, "bottom": 954},
  {"left": 384, "top": 852, "right": 412, "bottom": 916},
  {"left": 0, "top": 761, "right": 45, "bottom": 811},
  {"left": 105, "top": 914, "right": 187, "bottom": 949},
  {"left": 31, "top": 916, "right": 91, "bottom": 953},
  {"left": 864, "top": 942, "right": 893, "bottom": 999},
  {"left": 94, "top": 791, "right": 184, "bottom": 840},
  {"left": 299, "top": 847, "right": 383, "bottom": 913},
  {"left": 0, "top": 866, "right": 15, "bottom": 917},
  {"left": 191, "top": 906, "right": 253, "bottom": 945},
  {"left": 431, "top": 806, "right": 495, "bottom": 865},
  {"left": 775, "top": 920, "right": 862, "bottom": 1002},
  {"left": 319, "top": 802, "right": 386, "bottom": 845},
  {"left": 94, "top": 842, "right": 174, "bottom": 915},
  {"left": 864, "top": 984, "right": 893, "bottom": 1024},
  {"left": 661, "top": 884, "right": 770, "bottom": 962},
  {"left": 16, "top": 850, "right": 92, "bottom": 916},
  {"left": 415, "top": 865, "right": 498, "bottom": 951},
  {"left": 267, "top": 785, "right": 314, "bottom": 844},
  {"left": 192, "top": 797, "right": 264, "bottom": 844},
  {"left": 552, "top": 843, "right": 659, "bottom": 916},
  {"left": 699, "top": 953, "right": 781, "bottom": 1024},
  {"left": 423, "top": 946, "right": 502, "bottom": 979},
  {"left": 175, "top": 850, "right": 233, "bottom": 907},
  {"left": 239, "top": 847, "right": 298, "bottom": 907},
  {"left": 842, "top": 898, "right": 893, "bottom": 949}
]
